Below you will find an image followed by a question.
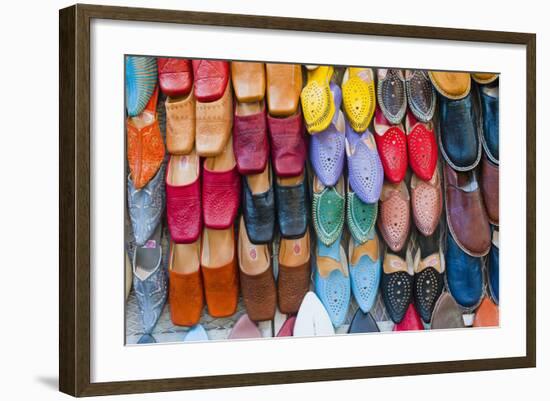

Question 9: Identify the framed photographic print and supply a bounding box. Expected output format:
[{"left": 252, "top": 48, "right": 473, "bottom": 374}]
[{"left": 59, "top": 3, "right": 536, "bottom": 397}]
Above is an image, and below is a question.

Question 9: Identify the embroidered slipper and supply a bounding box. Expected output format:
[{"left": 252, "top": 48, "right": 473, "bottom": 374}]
[
  {"left": 266, "top": 63, "right": 303, "bottom": 117},
  {"left": 300, "top": 65, "right": 335, "bottom": 134},
  {"left": 231, "top": 62, "right": 265, "bottom": 102},
  {"left": 411, "top": 170, "right": 442, "bottom": 237},
  {"left": 201, "top": 226, "right": 239, "bottom": 318},
  {"left": 165, "top": 89, "right": 196, "bottom": 155},
  {"left": 293, "top": 292, "right": 335, "bottom": 337},
  {"left": 346, "top": 179, "right": 378, "bottom": 244},
  {"left": 428, "top": 71, "right": 471, "bottom": 100},
  {"left": 277, "top": 229, "right": 311, "bottom": 314},
  {"left": 312, "top": 174, "right": 345, "bottom": 246},
  {"left": 345, "top": 123, "right": 384, "bottom": 203},
  {"left": 202, "top": 137, "right": 240, "bottom": 229},
  {"left": 169, "top": 239, "right": 204, "bottom": 327},
  {"left": 378, "top": 181, "right": 410, "bottom": 253},
  {"left": 471, "top": 73, "right": 498, "bottom": 85},
  {"left": 127, "top": 86, "right": 165, "bottom": 189},
  {"left": 238, "top": 217, "right": 277, "bottom": 322},
  {"left": 349, "top": 231, "right": 381, "bottom": 313},
  {"left": 309, "top": 84, "right": 345, "bottom": 186},
  {"left": 196, "top": 80, "right": 233, "bottom": 157},
  {"left": 125, "top": 56, "right": 158, "bottom": 117},
  {"left": 405, "top": 110, "right": 437, "bottom": 181},
  {"left": 373, "top": 106, "right": 408, "bottom": 183},
  {"left": 341, "top": 67, "right": 376, "bottom": 132},
  {"left": 157, "top": 57, "right": 193, "bottom": 97},
  {"left": 314, "top": 235, "right": 351, "bottom": 328},
  {"left": 228, "top": 314, "right": 262, "bottom": 339},
  {"left": 377, "top": 69, "right": 406, "bottom": 124},
  {"left": 381, "top": 247, "right": 414, "bottom": 324},
  {"left": 405, "top": 70, "right": 436, "bottom": 122},
  {"left": 166, "top": 151, "right": 202, "bottom": 244},
  {"left": 192, "top": 60, "right": 229, "bottom": 102},
  {"left": 393, "top": 304, "right": 424, "bottom": 331}
]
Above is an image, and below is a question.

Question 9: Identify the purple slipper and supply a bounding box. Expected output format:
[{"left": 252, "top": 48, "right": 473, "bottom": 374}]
[
  {"left": 345, "top": 122, "right": 384, "bottom": 203},
  {"left": 310, "top": 83, "right": 345, "bottom": 187}
]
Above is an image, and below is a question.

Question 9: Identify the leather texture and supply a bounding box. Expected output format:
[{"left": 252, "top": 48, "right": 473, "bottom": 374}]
[
  {"left": 202, "top": 162, "right": 240, "bottom": 229},
  {"left": 472, "top": 73, "right": 498, "bottom": 85},
  {"left": 165, "top": 90, "right": 195, "bottom": 155},
  {"left": 377, "top": 69, "right": 406, "bottom": 124},
  {"left": 479, "top": 87, "right": 499, "bottom": 163},
  {"left": 444, "top": 163, "right": 491, "bottom": 257},
  {"left": 275, "top": 176, "right": 309, "bottom": 239},
  {"left": 346, "top": 125, "right": 384, "bottom": 203},
  {"left": 195, "top": 81, "right": 233, "bottom": 157},
  {"left": 231, "top": 62, "right": 265, "bottom": 102},
  {"left": 348, "top": 310, "right": 380, "bottom": 333},
  {"left": 157, "top": 58, "right": 193, "bottom": 97},
  {"left": 439, "top": 92, "right": 481, "bottom": 171},
  {"left": 414, "top": 253, "right": 444, "bottom": 323},
  {"left": 192, "top": 60, "right": 230, "bottom": 102},
  {"left": 445, "top": 233, "right": 483, "bottom": 310},
  {"left": 407, "top": 113, "right": 438, "bottom": 181},
  {"left": 393, "top": 304, "right": 424, "bottom": 331},
  {"left": 277, "top": 235, "right": 311, "bottom": 314},
  {"left": 125, "top": 56, "right": 158, "bottom": 117},
  {"left": 405, "top": 70, "right": 436, "bottom": 122},
  {"left": 374, "top": 108, "right": 408, "bottom": 183},
  {"left": 378, "top": 181, "right": 410, "bottom": 252},
  {"left": 346, "top": 185, "right": 378, "bottom": 244},
  {"left": 428, "top": 71, "right": 471, "bottom": 99},
  {"left": 473, "top": 297, "right": 499, "bottom": 327},
  {"left": 431, "top": 291, "right": 465, "bottom": 329},
  {"left": 411, "top": 171, "right": 442, "bottom": 237},
  {"left": 242, "top": 172, "right": 275, "bottom": 244},
  {"left": 314, "top": 237, "right": 351, "bottom": 328},
  {"left": 165, "top": 158, "right": 202, "bottom": 244},
  {"left": 266, "top": 63, "right": 303, "bottom": 117},
  {"left": 341, "top": 68, "right": 376, "bottom": 132},
  {"left": 127, "top": 163, "right": 165, "bottom": 246},
  {"left": 201, "top": 257, "right": 239, "bottom": 318},
  {"left": 480, "top": 156, "right": 499, "bottom": 225},
  {"left": 349, "top": 233, "right": 381, "bottom": 313},
  {"left": 312, "top": 178, "right": 345, "bottom": 246},
  {"left": 381, "top": 254, "right": 413, "bottom": 324},
  {"left": 309, "top": 83, "right": 344, "bottom": 186},
  {"left": 233, "top": 102, "right": 269, "bottom": 175},
  {"left": 267, "top": 108, "right": 307, "bottom": 177},
  {"left": 239, "top": 265, "right": 277, "bottom": 322},
  {"left": 300, "top": 66, "right": 335, "bottom": 133}
]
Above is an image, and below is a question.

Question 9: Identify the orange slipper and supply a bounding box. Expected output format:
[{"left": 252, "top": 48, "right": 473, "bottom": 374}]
[
  {"left": 127, "top": 86, "right": 165, "bottom": 189},
  {"left": 200, "top": 227, "right": 239, "bottom": 317},
  {"left": 165, "top": 89, "right": 196, "bottom": 155},
  {"left": 169, "top": 239, "right": 204, "bottom": 326},
  {"left": 473, "top": 297, "right": 499, "bottom": 327},
  {"left": 196, "top": 81, "right": 233, "bottom": 157},
  {"left": 266, "top": 63, "right": 302, "bottom": 117},
  {"left": 471, "top": 73, "right": 498, "bottom": 85},
  {"left": 428, "top": 71, "right": 471, "bottom": 100},
  {"left": 231, "top": 62, "right": 266, "bottom": 102}
]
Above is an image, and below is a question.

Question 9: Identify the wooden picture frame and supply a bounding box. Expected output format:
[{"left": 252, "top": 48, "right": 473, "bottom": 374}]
[{"left": 59, "top": 3, "right": 536, "bottom": 397}]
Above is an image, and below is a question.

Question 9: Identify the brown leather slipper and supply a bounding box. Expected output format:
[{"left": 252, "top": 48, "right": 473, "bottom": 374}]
[
  {"left": 428, "top": 71, "right": 471, "bottom": 100},
  {"left": 196, "top": 80, "right": 233, "bottom": 157},
  {"left": 165, "top": 90, "right": 196, "bottom": 155},
  {"left": 231, "top": 62, "right": 266, "bottom": 102},
  {"left": 266, "top": 63, "right": 303, "bottom": 117}
]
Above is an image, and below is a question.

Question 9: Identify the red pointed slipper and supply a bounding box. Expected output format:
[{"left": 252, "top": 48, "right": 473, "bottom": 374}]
[
  {"left": 192, "top": 60, "right": 230, "bottom": 102},
  {"left": 202, "top": 138, "right": 241, "bottom": 229},
  {"left": 393, "top": 304, "right": 424, "bottom": 331},
  {"left": 374, "top": 106, "right": 408, "bottom": 183},
  {"left": 276, "top": 316, "right": 297, "bottom": 337},
  {"left": 157, "top": 58, "right": 193, "bottom": 97},
  {"left": 405, "top": 110, "right": 437, "bottom": 181}
]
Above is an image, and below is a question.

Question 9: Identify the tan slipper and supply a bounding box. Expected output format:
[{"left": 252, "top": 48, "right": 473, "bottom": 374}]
[
  {"left": 428, "top": 71, "right": 471, "bottom": 99},
  {"left": 165, "top": 89, "right": 195, "bottom": 155},
  {"left": 231, "top": 62, "right": 266, "bottom": 102},
  {"left": 471, "top": 73, "right": 498, "bottom": 85},
  {"left": 266, "top": 63, "right": 303, "bottom": 117}
]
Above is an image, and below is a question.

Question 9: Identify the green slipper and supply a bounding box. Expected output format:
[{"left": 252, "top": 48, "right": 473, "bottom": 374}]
[
  {"left": 312, "top": 175, "right": 345, "bottom": 246},
  {"left": 347, "top": 179, "right": 378, "bottom": 244}
]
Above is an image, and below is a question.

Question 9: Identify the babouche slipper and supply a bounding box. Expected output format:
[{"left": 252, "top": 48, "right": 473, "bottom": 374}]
[
  {"left": 275, "top": 172, "right": 308, "bottom": 239},
  {"left": 471, "top": 72, "right": 498, "bottom": 85},
  {"left": 342, "top": 67, "right": 376, "bottom": 132},
  {"left": 184, "top": 324, "right": 209, "bottom": 342},
  {"left": 229, "top": 314, "right": 262, "bottom": 339},
  {"left": 405, "top": 110, "right": 438, "bottom": 181},
  {"left": 349, "top": 231, "right": 381, "bottom": 313},
  {"left": 293, "top": 292, "right": 335, "bottom": 337},
  {"left": 233, "top": 100, "right": 269, "bottom": 175},
  {"left": 381, "top": 247, "right": 413, "bottom": 324},
  {"left": 192, "top": 60, "right": 229, "bottom": 102},
  {"left": 242, "top": 162, "right": 275, "bottom": 244},
  {"left": 165, "top": 88, "right": 196, "bottom": 155},
  {"left": 377, "top": 69, "right": 407, "bottom": 124},
  {"left": 393, "top": 304, "right": 424, "bottom": 331},
  {"left": 405, "top": 69, "right": 436, "bottom": 122},
  {"left": 373, "top": 106, "right": 408, "bottom": 184},
  {"left": 411, "top": 169, "right": 442, "bottom": 237},
  {"left": 276, "top": 316, "right": 297, "bottom": 337},
  {"left": 301, "top": 66, "right": 335, "bottom": 134},
  {"left": 126, "top": 56, "right": 158, "bottom": 117},
  {"left": 431, "top": 292, "right": 465, "bottom": 329},
  {"left": 231, "top": 62, "right": 265, "bottom": 102},
  {"left": 312, "top": 175, "right": 345, "bottom": 246},
  {"left": 157, "top": 57, "right": 193, "bottom": 97},
  {"left": 266, "top": 63, "right": 302, "bottom": 117},
  {"left": 346, "top": 179, "right": 378, "bottom": 244},
  {"left": 348, "top": 309, "right": 379, "bottom": 333},
  {"left": 378, "top": 181, "right": 411, "bottom": 253},
  {"left": 473, "top": 297, "right": 499, "bottom": 328},
  {"left": 428, "top": 71, "right": 471, "bottom": 100}
]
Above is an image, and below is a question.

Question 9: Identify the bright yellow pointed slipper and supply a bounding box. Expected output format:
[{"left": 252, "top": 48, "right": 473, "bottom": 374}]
[
  {"left": 300, "top": 66, "right": 335, "bottom": 134},
  {"left": 342, "top": 68, "right": 376, "bottom": 132}
]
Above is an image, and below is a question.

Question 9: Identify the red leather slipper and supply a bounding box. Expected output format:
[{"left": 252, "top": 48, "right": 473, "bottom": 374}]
[
  {"left": 393, "top": 304, "right": 424, "bottom": 331},
  {"left": 405, "top": 110, "right": 437, "bottom": 181},
  {"left": 374, "top": 106, "right": 408, "bottom": 183},
  {"left": 192, "top": 60, "right": 230, "bottom": 102},
  {"left": 267, "top": 108, "right": 306, "bottom": 177},
  {"left": 233, "top": 101, "right": 269, "bottom": 175},
  {"left": 157, "top": 58, "right": 193, "bottom": 97}
]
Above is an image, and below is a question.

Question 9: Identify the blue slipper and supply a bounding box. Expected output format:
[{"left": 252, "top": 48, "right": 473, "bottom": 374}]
[
  {"left": 126, "top": 56, "right": 158, "bottom": 116},
  {"left": 348, "top": 232, "right": 381, "bottom": 313},
  {"left": 184, "top": 324, "right": 209, "bottom": 342}
]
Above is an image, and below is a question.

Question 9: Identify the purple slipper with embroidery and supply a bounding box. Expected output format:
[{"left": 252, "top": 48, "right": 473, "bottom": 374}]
[
  {"left": 345, "top": 122, "right": 384, "bottom": 203},
  {"left": 310, "top": 83, "right": 345, "bottom": 187}
]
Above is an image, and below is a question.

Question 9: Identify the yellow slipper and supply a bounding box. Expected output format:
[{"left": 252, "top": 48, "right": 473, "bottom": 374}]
[
  {"left": 428, "top": 71, "right": 471, "bottom": 100},
  {"left": 342, "top": 67, "right": 376, "bottom": 132},
  {"left": 471, "top": 73, "right": 498, "bottom": 85},
  {"left": 300, "top": 65, "right": 335, "bottom": 134}
]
